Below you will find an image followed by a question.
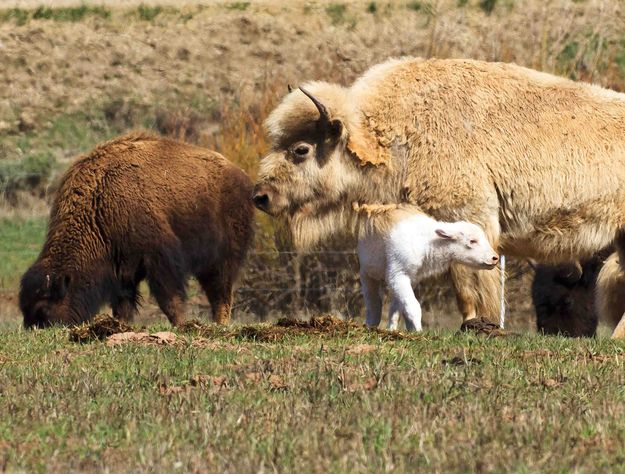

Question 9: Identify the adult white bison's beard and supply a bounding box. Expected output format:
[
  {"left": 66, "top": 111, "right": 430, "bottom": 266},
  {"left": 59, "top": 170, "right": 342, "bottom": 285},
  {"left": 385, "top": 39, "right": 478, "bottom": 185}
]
[{"left": 287, "top": 201, "right": 357, "bottom": 251}]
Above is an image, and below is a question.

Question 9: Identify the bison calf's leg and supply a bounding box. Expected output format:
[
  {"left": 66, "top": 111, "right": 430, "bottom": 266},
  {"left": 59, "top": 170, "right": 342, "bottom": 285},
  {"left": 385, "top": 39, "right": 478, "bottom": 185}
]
[
  {"left": 387, "top": 273, "right": 422, "bottom": 332},
  {"left": 450, "top": 264, "right": 501, "bottom": 323},
  {"left": 360, "top": 273, "right": 382, "bottom": 328},
  {"left": 197, "top": 270, "right": 234, "bottom": 325}
]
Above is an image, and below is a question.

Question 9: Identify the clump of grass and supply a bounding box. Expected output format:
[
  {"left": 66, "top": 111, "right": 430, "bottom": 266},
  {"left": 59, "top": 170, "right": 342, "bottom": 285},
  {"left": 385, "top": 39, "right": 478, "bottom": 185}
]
[
  {"left": 0, "top": 8, "right": 29, "bottom": 25},
  {"left": 31, "top": 5, "right": 111, "bottom": 22},
  {"left": 326, "top": 3, "right": 347, "bottom": 24},
  {"left": 0, "top": 5, "right": 111, "bottom": 24},
  {"left": 407, "top": 1, "right": 434, "bottom": 15},
  {"left": 457, "top": 0, "right": 469, "bottom": 6},
  {"left": 136, "top": 4, "right": 162, "bottom": 22},
  {"left": 367, "top": 2, "right": 378, "bottom": 14},
  {"left": 226, "top": 2, "right": 251, "bottom": 11},
  {"left": 478, "top": 0, "right": 498, "bottom": 14}
]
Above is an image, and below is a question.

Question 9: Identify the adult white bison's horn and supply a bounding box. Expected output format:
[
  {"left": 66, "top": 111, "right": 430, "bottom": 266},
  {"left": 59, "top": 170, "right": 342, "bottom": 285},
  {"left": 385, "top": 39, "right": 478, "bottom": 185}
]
[
  {"left": 287, "top": 84, "right": 293, "bottom": 93},
  {"left": 299, "top": 87, "right": 330, "bottom": 125}
]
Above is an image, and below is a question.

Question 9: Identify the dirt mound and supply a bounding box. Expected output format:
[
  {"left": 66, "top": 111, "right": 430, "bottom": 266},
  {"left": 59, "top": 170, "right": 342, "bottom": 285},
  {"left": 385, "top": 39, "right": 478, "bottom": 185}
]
[
  {"left": 179, "top": 315, "right": 429, "bottom": 343},
  {"left": 459, "top": 317, "right": 516, "bottom": 337},
  {"left": 69, "top": 314, "right": 133, "bottom": 343}
]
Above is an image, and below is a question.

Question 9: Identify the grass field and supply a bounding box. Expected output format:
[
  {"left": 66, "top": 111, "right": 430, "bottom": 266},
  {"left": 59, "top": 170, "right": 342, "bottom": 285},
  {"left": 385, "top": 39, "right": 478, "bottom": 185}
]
[
  {"left": 2, "top": 2, "right": 625, "bottom": 471},
  {"left": 0, "top": 318, "right": 624, "bottom": 472},
  {"left": 0, "top": 217, "right": 46, "bottom": 288}
]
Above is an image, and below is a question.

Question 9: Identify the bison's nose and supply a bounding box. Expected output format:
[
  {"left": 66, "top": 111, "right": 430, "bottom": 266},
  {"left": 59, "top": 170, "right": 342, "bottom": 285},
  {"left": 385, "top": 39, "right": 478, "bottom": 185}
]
[
  {"left": 252, "top": 192, "right": 270, "bottom": 211},
  {"left": 491, "top": 255, "right": 499, "bottom": 264},
  {"left": 252, "top": 184, "right": 272, "bottom": 213}
]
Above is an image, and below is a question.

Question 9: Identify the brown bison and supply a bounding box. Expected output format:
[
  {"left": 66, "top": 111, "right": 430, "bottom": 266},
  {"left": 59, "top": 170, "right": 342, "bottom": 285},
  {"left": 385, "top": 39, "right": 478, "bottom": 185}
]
[
  {"left": 253, "top": 57, "right": 625, "bottom": 336},
  {"left": 20, "top": 132, "right": 254, "bottom": 328}
]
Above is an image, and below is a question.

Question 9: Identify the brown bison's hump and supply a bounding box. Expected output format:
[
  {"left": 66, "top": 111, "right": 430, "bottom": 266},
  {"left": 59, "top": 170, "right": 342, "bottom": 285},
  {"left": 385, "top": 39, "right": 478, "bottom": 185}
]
[
  {"left": 56, "top": 131, "right": 242, "bottom": 196},
  {"left": 49, "top": 131, "right": 252, "bottom": 234}
]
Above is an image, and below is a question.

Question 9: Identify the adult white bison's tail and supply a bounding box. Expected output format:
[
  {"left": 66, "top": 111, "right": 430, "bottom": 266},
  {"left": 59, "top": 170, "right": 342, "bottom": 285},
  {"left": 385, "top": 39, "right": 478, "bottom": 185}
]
[{"left": 595, "top": 252, "right": 625, "bottom": 338}]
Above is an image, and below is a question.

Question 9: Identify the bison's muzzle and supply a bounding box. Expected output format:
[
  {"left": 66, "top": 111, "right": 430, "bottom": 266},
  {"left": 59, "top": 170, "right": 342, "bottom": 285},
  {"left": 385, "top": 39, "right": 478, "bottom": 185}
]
[{"left": 252, "top": 183, "right": 286, "bottom": 215}]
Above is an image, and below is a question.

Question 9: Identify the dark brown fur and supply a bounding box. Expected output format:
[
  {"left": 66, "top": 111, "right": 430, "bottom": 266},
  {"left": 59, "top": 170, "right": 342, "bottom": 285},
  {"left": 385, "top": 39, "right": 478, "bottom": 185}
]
[
  {"left": 20, "top": 132, "right": 254, "bottom": 328},
  {"left": 531, "top": 248, "right": 612, "bottom": 337}
]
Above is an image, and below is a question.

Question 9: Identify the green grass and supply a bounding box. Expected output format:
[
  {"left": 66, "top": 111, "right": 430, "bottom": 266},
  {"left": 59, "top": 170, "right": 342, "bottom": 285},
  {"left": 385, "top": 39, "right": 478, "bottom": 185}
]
[
  {"left": 479, "top": 0, "right": 498, "bottom": 14},
  {"left": 0, "top": 218, "right": 46, "bottom": 288},
  {"left": 0, "top": 326, "right": 624, "bottom": 472},
  {"left": 135, "top": 4, "right": 163, "bottom": 22},
  {"left": 0, "top": 6, "right": 111, "bottom": 24},
  {"left": 226, "top": 2, "right": 251, "bottom": 11},
  {"left": 324, "top": 2, "right": 357, "bottom": 29}
]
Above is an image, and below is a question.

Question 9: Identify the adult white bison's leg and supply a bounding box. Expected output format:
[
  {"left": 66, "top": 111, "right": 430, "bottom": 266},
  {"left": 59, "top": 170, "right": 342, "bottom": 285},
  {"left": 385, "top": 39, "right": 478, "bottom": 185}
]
[
  {"left": 450, "top": 265, "right": 501, "bottom": 322},
  {"left": 596, "top": 252, "right": 625, "bottom": 338},
  {"left": 360, "top": 273, "right": 383, "bottom": 327},
  {"left": 449, "top": 213, "right": 501, "bottom": 324}
]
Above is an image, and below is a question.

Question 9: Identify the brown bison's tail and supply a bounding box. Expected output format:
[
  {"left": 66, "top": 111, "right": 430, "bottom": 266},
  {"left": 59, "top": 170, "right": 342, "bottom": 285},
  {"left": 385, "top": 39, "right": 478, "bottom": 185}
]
[{"left": 595, "top": 252, "right": 625, "bottom": 338}]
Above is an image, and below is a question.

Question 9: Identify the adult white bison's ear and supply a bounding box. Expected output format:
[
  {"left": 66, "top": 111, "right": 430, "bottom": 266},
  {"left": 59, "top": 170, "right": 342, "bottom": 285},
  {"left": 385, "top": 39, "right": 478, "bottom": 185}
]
[
  {"left": 346, "top": 125, "right": 391, "bottom": 167},
  {"left": 299, "top": 86, "right": 390, "bottom": 166}
]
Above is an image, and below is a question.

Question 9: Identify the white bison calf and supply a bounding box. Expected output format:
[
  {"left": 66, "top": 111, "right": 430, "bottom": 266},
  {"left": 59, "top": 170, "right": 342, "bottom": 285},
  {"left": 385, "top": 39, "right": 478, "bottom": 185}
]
[{"left": 356, "top": 204, "right": 500, "bottom": 331}]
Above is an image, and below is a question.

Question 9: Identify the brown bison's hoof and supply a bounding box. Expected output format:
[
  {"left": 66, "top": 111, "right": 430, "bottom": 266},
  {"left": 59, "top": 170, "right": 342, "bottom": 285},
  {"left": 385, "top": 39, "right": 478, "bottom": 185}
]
[{"left": 460, "top": 317, "right": 509, "bottom": 336}]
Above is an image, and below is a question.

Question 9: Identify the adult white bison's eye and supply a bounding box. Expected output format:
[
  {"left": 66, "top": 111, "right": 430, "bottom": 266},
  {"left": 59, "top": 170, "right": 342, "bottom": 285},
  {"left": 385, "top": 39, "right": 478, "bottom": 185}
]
[
  {"left": 294, "top": 145, "right": 310, "bottom": 157},
  {"left": 291, "top": 142, "right": 312, "bottom": 162},
  {"left": 469, "top": 239, "right": 478, "bottom": 246}
]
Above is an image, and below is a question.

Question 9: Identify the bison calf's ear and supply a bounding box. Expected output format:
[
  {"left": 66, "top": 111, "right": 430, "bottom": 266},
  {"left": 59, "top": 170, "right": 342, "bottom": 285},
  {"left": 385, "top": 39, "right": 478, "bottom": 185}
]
[{"left": 435, "top": 229, "right": 455, "bottom": 240}]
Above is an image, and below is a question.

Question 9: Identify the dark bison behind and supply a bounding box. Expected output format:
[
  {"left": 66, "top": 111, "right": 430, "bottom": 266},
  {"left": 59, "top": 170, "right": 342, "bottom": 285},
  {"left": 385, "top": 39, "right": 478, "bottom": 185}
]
[
  {"left": 531, "top": 248, "right": 612, "bottom": 337},
  {"left": 20, "top": 132, "right": 254, "bottom": 328}
]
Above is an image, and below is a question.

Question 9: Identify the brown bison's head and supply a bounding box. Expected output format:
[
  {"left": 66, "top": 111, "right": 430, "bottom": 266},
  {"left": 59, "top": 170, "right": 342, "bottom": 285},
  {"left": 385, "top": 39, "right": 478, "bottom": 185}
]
[
  {"left": 253, "top": 83, "right": 391, "bottom": 249},
  {"left": 19, "top": 262, "right": 77, "bottom": 328}
]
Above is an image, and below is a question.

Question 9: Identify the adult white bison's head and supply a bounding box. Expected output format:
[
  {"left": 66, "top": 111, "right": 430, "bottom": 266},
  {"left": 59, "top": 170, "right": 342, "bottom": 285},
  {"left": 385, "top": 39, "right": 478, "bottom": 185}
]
[{"left": 253, "top": 83, "right": 391, "bottom": 249}]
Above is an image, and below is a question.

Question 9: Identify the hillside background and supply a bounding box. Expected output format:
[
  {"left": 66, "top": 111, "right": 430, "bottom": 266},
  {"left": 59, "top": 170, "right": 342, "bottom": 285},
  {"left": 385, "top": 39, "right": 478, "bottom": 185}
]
[{"left": 1, "top": 0, "right": 623, "bottom": 330}]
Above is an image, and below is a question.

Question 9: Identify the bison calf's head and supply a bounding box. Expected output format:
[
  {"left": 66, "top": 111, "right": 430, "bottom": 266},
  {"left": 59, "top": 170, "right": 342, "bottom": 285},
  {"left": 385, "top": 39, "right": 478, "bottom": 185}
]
[
  {"left": 19, "top": 263, "right": 75, "bottom": 328},
  {"left": 436, "top": 222, "right": 499, "bottom": 270}
]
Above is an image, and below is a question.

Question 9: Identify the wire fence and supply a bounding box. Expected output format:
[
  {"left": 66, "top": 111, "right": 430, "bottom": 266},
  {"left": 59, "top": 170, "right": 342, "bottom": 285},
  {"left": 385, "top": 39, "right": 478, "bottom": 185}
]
[{"left": 0, "top": 246, "right": 538, "bottom": 329}]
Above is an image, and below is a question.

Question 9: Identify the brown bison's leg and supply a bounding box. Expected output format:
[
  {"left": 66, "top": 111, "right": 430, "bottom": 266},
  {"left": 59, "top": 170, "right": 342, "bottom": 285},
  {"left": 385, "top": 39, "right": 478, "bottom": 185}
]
[
  {"left": 111, "top": 279, "right": 142, "bottom": 322},
  {"left": 112, "top": 297, "right": 138, "bottom": 322},
  {"left": 145, "top": 247, "right": 187, "bottom": 326},
  {"left": 197, "top": 270, "right": 233, "bottom": 325}
]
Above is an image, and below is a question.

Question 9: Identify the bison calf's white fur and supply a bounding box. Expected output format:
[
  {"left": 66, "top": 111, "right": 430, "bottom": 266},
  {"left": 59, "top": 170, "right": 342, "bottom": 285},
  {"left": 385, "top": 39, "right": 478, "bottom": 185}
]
[{"left": 356, "top": 204, "right": 499, "bottom": 331}]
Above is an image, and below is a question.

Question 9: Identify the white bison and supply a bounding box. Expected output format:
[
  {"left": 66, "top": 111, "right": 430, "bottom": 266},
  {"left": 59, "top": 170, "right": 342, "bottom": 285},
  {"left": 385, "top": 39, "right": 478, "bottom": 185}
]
[
  {"left": 252, "top": 57, "right": 625, "bottom": 336},
  {"left": 354, "top": 203, "right": 499, "bottom": 331}
]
